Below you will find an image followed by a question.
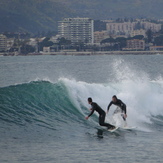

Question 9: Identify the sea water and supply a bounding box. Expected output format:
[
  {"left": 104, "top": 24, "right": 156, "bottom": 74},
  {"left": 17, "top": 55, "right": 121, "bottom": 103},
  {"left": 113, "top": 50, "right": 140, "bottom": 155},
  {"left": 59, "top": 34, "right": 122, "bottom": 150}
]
[{"left": 0, "top": 55, "right": 163, "bottom": 163}]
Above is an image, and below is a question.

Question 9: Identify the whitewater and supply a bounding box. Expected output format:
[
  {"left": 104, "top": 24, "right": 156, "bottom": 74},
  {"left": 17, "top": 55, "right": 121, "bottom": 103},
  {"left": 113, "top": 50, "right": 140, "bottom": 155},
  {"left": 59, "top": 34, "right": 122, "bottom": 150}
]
[{"left": 0, "top": 55, "right": 163, "bottom": 163}]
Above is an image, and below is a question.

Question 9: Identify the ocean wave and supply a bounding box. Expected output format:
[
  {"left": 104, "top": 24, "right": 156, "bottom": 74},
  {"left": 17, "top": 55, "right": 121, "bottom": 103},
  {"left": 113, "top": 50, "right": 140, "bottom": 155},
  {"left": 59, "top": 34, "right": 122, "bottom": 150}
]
[{"left": 0, "top": 78, "right": 163, "bottom": 132}]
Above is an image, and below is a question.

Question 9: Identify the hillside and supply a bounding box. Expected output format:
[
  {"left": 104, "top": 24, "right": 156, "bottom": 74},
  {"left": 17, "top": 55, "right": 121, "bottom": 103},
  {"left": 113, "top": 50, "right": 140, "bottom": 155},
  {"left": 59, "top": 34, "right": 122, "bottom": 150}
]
[
  {"left": 62, "top": 0, "right": 163, "bottom": 19},
  {"left": 1, "top": 0, "right": 163, "bottom": 34},
  {"left": 0, "top": 0, "right": 75, "bottom": 33}
]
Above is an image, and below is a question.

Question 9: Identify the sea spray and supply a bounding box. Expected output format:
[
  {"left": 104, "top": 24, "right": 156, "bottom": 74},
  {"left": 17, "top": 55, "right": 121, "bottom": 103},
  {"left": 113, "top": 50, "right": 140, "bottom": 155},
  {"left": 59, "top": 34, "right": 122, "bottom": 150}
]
[{"left": 61, "top": 77, "right": 163, "bottom": 130}]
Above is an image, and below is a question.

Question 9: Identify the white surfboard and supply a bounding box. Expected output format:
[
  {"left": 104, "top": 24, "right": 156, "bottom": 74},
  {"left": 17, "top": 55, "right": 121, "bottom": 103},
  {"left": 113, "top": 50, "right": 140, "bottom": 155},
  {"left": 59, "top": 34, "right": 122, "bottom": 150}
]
[
  {"left": 121, "top": 126, "right": 137, "bottom": 130},
  {"left": 108, "top": 126, "right": 119, "bottom": 132}
]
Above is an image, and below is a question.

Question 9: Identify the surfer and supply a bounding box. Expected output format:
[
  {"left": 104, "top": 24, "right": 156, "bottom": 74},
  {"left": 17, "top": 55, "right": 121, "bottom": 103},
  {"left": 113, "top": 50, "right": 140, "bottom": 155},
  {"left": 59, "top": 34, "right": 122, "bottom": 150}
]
[
  {"left": 85, "top": 97, "right": 115, "bottom": 130},
  {"left": 107, "top": 95, "right": 127, "bottom": 121}
]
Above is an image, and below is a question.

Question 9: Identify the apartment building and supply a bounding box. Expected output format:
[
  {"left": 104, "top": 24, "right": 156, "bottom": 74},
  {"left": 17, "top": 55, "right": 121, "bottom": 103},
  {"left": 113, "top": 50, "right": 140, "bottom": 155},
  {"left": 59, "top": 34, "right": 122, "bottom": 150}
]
[
  {"left": 124, "top": 39, "right": 145, "bottom": 50},
  {"left": 130, "top": 29, "right": 146, "bottom": 37},
  {"left": 106, "top": 21, "right": 162, "bottom": 36},
  {"left": 150, "top": 46, "right": 163, "bottom": 51},
  {"left": 143, "top": 22, "right": 161, "bottom": 32},
  {"left": 0, "top": 34, "right": 7, "bottom": 52},
  {"left": 94, "top": 30, "right": 109, "bottom": 43},
  {"left": 58, "top": 18, "right": 94, "bottom": 44},
  {"left": 106, "top": 22, "right": 136, "bottom": 35}
]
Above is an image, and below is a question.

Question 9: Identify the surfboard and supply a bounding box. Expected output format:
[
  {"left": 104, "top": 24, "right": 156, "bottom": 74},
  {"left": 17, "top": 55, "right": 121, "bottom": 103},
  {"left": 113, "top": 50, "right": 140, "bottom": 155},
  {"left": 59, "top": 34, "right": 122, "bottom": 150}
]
[
  {"left": 120, "top": 126, "right": 136, "bottom": 130},
  {"left": 108, "top": 126, "right": 119, "bottom": 132}
]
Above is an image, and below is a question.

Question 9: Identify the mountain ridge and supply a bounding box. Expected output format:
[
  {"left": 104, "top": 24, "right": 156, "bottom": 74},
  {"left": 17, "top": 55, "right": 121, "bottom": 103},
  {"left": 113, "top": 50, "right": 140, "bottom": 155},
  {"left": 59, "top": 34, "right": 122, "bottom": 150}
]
[{"left": 1, "top": 0, "right": 163, "bottom": 33}]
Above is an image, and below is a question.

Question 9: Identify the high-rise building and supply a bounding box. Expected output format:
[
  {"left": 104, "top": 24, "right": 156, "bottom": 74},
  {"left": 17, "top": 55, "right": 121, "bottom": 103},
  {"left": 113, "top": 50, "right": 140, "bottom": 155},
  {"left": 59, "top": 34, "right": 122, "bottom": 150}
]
[
  {"left": 58, "top": 18, "right": 94, "bottom": 44},
  {"left": 0, "top": 34, "right": 7, "bottom": 52}
]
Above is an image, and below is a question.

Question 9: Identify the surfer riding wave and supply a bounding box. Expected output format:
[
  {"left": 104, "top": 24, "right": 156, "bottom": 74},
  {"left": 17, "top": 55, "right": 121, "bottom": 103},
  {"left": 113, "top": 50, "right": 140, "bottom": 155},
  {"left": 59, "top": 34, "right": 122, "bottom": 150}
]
[
  {"left": 107, "top": 95, "right": 127, "bottom": 121},
  {"left": 85, "top": 97, "right": 115, "bottom": 130}
]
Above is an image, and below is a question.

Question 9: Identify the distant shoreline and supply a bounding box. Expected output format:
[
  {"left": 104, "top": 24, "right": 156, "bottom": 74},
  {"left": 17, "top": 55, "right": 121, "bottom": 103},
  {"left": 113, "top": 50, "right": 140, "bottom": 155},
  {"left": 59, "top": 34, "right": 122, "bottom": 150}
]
[
  {"left": 1, "top": 51, "right": 163, "bottom": 56},
  {"left": 49, "top": 51, "right": 163, "bottom": 56}
]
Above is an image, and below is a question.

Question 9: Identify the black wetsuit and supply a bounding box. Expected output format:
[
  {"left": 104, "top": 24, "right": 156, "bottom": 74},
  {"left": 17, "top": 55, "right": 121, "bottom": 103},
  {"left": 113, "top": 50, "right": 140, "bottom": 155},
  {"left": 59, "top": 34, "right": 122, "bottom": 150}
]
[
  {"left": 107, "top": 99, "right": 127, "bottom": 121},
  {"left": 88, "top": 102, "right": 114, "bottom": 129}
]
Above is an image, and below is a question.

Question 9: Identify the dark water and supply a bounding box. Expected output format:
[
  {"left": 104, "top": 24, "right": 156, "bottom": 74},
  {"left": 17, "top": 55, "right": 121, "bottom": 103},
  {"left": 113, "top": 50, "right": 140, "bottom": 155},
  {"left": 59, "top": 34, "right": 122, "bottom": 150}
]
[{"left": 0, "top": 55, "right": 163, "bottom": 163}]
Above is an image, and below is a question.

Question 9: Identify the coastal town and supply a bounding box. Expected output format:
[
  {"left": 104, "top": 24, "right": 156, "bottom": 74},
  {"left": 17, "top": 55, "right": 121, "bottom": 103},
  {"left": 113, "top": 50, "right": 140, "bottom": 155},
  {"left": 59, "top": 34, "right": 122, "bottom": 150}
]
[{"left": 1, "top": 17, "right": 163, "bottom": 56}]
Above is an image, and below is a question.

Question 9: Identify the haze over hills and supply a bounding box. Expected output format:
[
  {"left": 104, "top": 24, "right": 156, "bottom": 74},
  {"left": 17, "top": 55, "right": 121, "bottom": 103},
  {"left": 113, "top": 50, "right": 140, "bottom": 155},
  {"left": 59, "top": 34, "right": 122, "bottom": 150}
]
[{"left": 1, "top": 0, "right": 163, "bottom": 34}]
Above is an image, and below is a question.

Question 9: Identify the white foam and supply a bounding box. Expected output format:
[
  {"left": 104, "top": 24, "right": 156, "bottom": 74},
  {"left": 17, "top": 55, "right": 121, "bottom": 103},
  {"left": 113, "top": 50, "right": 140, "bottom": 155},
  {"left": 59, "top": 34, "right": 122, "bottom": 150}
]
[
  {"left": 59, "top": 76, "right": 163, "bottom": 131},
  {"left": 57, "top": 58, "right": 163, "bottom": 131}
]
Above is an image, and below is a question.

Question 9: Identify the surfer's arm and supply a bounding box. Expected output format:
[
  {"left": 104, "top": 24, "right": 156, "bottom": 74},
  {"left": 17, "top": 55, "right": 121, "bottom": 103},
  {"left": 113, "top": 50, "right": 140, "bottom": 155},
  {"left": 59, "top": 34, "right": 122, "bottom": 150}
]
[
  {"left": 85, "top": 108, "right": 95, "bottom": 119},
  {"left": 122, "top": 106, "right": 127, "bottom": 114},
  {"left": 120, "top": 101, "right": 127, "bottom": 114},
  {"left": 120, "top": 101, "right": 127, "bottom": 119},
  {"left": 107, "top": 101, "right": 113, "bottom": 113},
  {"left": 88, "top": 109, "right": 95, "bottom": 117}
]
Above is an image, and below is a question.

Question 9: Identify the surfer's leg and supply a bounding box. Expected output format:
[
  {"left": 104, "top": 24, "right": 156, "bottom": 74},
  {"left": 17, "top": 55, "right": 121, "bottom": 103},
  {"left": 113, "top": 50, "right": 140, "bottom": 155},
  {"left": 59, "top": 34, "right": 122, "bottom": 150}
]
[
  {"left": 122, "top": 115, "right": 126, "bottom": 121},
  {"left": 99, "top": 113, "right": 114, "bottom": 129},
  {"left": 121, "top": 105, "right": 127, "bottom": 121},
  {"left": 121, "top": 111, "right": 127, "bottom": 127}
]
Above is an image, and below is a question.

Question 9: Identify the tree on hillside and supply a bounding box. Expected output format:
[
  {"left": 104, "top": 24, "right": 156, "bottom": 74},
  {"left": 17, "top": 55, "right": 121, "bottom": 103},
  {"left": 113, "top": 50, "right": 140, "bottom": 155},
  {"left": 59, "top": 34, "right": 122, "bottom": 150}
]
[
  {"left": 39, "top": 37, "right": 54, "bottom": 51},
  {"left": 154, "top": 35, "right": 163, "bottom": 46},
  {"left": 116, "top": 18, "right": 124, "bottom": 23},
  {"left": 134, "top": 35, "right": 144, "bottom": 39},
  {"left": 101, "top": 37, "right": 115, "bottom": 44},
  {"left": 58, "top": 37, "right": 71, "bottom": 45},
  {"left": 100, "top": 37, "right": 127, "bottom": 50},
  {"left": 21, "top": 45, "right": 35, "bottom": 54},
  {"left": 131, "top": 35, "right": 144, "bottom": 40},
  {"left": 115, "top": 37, "right": 127, "bottom": 50},
  {"left": 159, "top": 25, "right": 163, "bottom": 34},
  {"left": 134, "top": 22, "right": 142, "bottom": 30},
  {"left": 146, "top": 29, "right": 153, "bottom": 43}
]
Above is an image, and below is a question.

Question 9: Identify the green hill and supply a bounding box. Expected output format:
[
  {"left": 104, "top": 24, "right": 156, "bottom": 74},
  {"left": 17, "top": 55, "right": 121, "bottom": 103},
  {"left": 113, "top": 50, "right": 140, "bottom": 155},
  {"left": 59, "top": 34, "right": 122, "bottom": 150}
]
[
  {"left": 0, "top": 0, "right": 75, "bottom": 33},
  {"left": 1, "top": 0, "right": 163, "bottom": 34}
]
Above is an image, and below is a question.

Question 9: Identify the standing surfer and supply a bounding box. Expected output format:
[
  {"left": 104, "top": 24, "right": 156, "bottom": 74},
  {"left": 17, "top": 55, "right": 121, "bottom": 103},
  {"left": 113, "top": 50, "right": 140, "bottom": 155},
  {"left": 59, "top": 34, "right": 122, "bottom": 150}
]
[
  {"left": 85, "top": 97, "right": 115, "bottom": 130},
  {"left": 107, "top": 95, "right": 127, "bottom": 121}
]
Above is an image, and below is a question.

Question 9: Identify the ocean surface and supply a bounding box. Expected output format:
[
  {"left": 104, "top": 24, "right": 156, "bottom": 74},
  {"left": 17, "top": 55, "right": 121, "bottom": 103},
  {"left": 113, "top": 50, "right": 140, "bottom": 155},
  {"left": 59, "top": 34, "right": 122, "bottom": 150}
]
[{"left": 0, "top": 54, "right": 163, "bottom": 163}]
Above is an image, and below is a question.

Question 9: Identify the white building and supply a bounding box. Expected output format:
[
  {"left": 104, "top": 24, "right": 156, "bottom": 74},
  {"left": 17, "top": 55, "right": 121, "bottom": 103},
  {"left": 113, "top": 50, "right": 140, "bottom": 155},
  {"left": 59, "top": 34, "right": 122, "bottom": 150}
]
[
  {"left": 43, "top": 47, "right": 50, "bottom": 53},
  {"left": 50, "top": 35, "right": 61, "bottom": 43},
  {"left": 0, "top": 34, "right": 7, "bottom": 52},
  {"left": 7, "top": 38, "right": 14, "bottom": 51},
  {"left": 106, "top": 22, "right": 136, "bottom": 36},
  {"left": 106, "top": 21, "right": 162, "bottom": 36},
  {"left": 130, "top": 29, "right": 146, "bottom": 37},
  {"left": 58, "top": 18, "right": 94, "bottom": 44}
]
